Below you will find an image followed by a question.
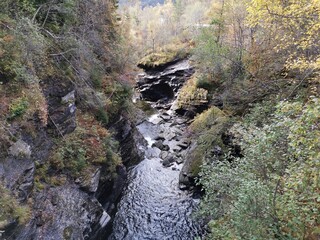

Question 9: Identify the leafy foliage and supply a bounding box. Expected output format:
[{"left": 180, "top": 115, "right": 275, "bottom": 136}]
[
  {"left": 49, "top": 112, "right": 121, "bottom": 178},
  {"left": 7, "top": 97, "right": 28, "bottom": 120},
  {"left": 247, "top": 0, "right": 320, "bottom": 76},
  {"left": 199, "top": 98, "right": 320, "bottom": 240},
  {"left": 138, "top": 42, "right": 190, "bottom": 69},
  {"left": 192, "top": 28, "right": 230, "bottom": 84}
]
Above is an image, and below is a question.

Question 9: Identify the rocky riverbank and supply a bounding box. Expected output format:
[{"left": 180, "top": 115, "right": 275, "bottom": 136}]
[{"left": 108, "top": 59, "right": 206, "bottom": 239}]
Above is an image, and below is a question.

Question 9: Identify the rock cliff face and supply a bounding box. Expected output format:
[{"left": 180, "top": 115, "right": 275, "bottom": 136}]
[{"left": 0, "top": 77, "right": 145, "bottom": 239}]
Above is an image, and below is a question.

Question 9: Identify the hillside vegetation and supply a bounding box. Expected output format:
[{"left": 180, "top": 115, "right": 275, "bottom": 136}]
[
  {"left": 121, "top": 0, "right": 320, "bottom": 239},
  {"left": 1, "top": 0, "right": 319, "bottom": 238},
  {"left": 0, "top": 0, "right": 132, "bottom": 236}
]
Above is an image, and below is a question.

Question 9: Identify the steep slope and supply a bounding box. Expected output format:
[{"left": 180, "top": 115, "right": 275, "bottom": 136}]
[{"left": 0, "top": 0, "right": 142, "bottom": 239}]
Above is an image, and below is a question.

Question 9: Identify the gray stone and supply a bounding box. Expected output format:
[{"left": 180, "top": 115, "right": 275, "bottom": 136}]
[
  {"left": 152, "top": 141, "right": 170, "bottom": 151},
  {"left": 61, "top": 90, "right": 75, "bottom": 104},
  {"left": 78, "top": 167, "right": 101, "bottom": 193},
  {"left": 160, "top": 115, "right": 171, "bottom": 121},
  {"left": 9, "top": 140, "right": 31, "bottom": 158},
  {"left": 154, "top": 135, "right": 165, "bottom": 141},
  {"left": 14, "top": 186, "right": 106, "bottom": 240},
  {"left": 160, "top": 151, "right": 169, "bottom": 159},
  {"left": 162, "top": 155, "right": 175, "bottom": 168},
  {"left": 177, "top": 142, "right": 189, "bottom": 149},
  {"left": 176, "top": 158, "right": 184, "bottom": 164}
]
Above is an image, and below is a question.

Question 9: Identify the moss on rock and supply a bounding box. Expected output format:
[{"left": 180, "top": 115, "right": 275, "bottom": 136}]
[
  {"left": 181, "top": 107, "right": 230, "bottom": 181},
  {"left": 138, "top": 42, "right": 191, "bottom": 70}
]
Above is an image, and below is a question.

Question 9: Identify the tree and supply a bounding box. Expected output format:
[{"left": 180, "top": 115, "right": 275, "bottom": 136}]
[{"left": 247, "top": 0, "right": 320, "bottom": 78}]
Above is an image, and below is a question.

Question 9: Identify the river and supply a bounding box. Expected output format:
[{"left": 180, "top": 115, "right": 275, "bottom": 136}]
[{"left": 109, "top": 60, "right": 202, "bottom": 240}]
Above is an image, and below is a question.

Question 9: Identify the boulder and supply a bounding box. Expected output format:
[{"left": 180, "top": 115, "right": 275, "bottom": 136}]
[
  {"left": 162, "top": 155, "right": 175, "bottom": 167},
  {"left": 152, "top": 141, "right": 170, "bottom": 151},
  {"left": 136, "top": 60, "right": 195, "bottom": 103}
]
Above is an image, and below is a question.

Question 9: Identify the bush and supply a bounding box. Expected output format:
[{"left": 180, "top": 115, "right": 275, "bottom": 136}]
[
  {"left": 199, "top": 98, "right": 320, "bottom": 240},
  {"left": 8, "top": 97, "right": 28, "bottom": 120},
  {"left": 105, "top": 82, "right": 132, "bottom": 123},
  {"left": 192, "top": 28, "right": 229, "bottom": 83},
  {"left": 48, "top": 112, "right": 121, "bottom": 179},
  {"left": 0, "top": 182, "right": 30, "bottom": 227}
]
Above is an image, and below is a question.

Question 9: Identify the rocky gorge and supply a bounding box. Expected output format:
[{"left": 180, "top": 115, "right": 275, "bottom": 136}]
[
  {"left": 108, "top": 59, "right": 207, "bottom": 239},
  {"left": 0, "top": 75, "right": 145, "bottom": 239},
  {"left": 0, "top": 57, "right": 207, "bottom": 240}
]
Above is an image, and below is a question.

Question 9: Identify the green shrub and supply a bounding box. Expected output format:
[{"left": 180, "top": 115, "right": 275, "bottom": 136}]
[
  {"left": 0, "top": 182, "right": 30, "bottom": 227},
  {"left": 96, "top": 107, "right": 109, "bottom": 125},
  {"left": 190, "top": 107, "right": 227, "bottom": 133},
  {"left": 90, "top": 67, "right": 104, "bottom": 88},
  {"left": 48, "top": 113, "right": 122, "bottom": 179},
  {"left": 105, "top": 82, "right": 132, "bottom": 123},
  {"left": 8, "top": 97, "right": 28, "bottom": 120},
  {"left": 199, "top": 98, "right": 320, "bottom": 240},
  {"left": 195, "top": 76, "right": 215, "bottom": 91}
]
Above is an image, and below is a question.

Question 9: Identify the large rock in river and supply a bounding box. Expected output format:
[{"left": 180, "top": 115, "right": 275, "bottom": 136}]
[{"left": 136, "top": 60, "right": 194, "bottom": 102}]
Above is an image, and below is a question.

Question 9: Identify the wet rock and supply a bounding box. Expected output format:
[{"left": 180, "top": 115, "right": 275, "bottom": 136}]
[
  {"left": 99, "top": 211, "right": 111, "bottom": 228},
  {"left": 166, "top": 140, "right": 182, "bottom": 153},
  {"left": 136, "top": 60, "right": 195, "bottom": 102},
  {"left": 179, "top": 143, "right": 199, "bottom": 190},
  {"left": 162, "top": 155, "right": 175, "bottom": 167},
  {"left": 162, "top": 160, "right": 174, "bottom": 168},
  {"left": 175, "top": 118, "right": 188, "bottom": 125},
  {"left": 176, "top": 158, "right": 184, "bottom": 164},
  {"left": 160, "top": 151, "right": 169, "bottom": 159},
  {"left": 172, "top": 127, "right": 183, "bottom": 135},
  {"left": 112, "top": 118, "right": 146, "bottom": 167},
  {"left": 154, "top": 135, "right": 165, "bottom": 141},
  {"left": 173, "top": 148, "right": 182, "bottom": 153},
  {"left": 152, "top": 141, "right": 170, "bottom": 151},
  {"left": 177, "top": 142, "right": 189, "bottom": 150},
  {"left": 179, "top": 184, "right": 188, "bottom": 190},
  {"left": 97, "top": 165, "right": 127, "bottom": 215},
  {"left": 166, "top": 133, "right": 176, "bottom": 141},
  {"left": 150, "top": 117, "right": 163, "bottom": 125},
  {"left": 160, "top": 114, "right": 171, "bottom": 121},
  {"left": 145, "top": 147, "right": 161, "bottom": 158}
]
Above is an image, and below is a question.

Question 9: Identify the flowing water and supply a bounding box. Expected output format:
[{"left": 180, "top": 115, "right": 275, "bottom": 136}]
[
  {"left": 109, "top": 59, "right": 202, "bottom": 240},
  {"left": 109, "top": 110, "right": 202, "bottom": 240}
]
